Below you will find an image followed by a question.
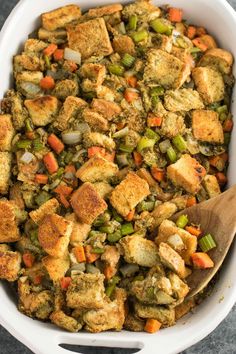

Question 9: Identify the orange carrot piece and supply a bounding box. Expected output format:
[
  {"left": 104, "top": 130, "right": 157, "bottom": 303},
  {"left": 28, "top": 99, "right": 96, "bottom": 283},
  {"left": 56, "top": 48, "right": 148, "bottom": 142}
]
[
  {"left": 126, "top": 209, "right": 135, "bottom": 221},
  {"left": 88, "top": 146, "right": 106, "bottom": 159},
  {"left": 144, "top": 319, "right": 162, "bottom": 333},
  {"left": 196, "top": 26, "right": 207, "bottom": 36},
  {"left": 168, "top": 7, "right": 183, "bottom": 22},
  {"left": 185, "top": 225, "right": 202, "bottom": 237},
  {"left": 23, "top": 253, "right": 35, "bottom": 268},
  {"left": 191, "top": 252, "right": 214, "bottom": 269},
  {"left": 35, "top": 174, "right": 49, "bottom": 185},
  {"left": 151, "top": 167, "right": 165, "bottom": 182},
  {"left": 73, "top": 245, "right": 86, "bottom": 263},
  {"left": 186, "top": 196, "right": 197, "bottom": 208},
  {"left": 215, "top": 172, "right": 227, "bottom": 185},
  {"left": 43, "top": 43, "right": 58, "bottom": 56},
  {"left": 47, "top": 133, "right": 65, "bottom": 154},
  {"left": 60, "top": 277, "right": 71, "bottom": 290},
  {"left": 223, "top": 119, "right": 233, "bottom": 132},
  {"left": 103, "top": 265, "right": 114, "bottom": 280},
  {"left": 133, "top": 151, "right": 143, "bottom": 167},
  {"left": 58, "top": 193, "right": 70, "bottom": 208},
  {"left": 147, "top": 115, "right": 162, "bottom": 127},
  {"left": 84, "top": 245, "right": 100, "bottom": 263},
  {"left": 192, "top": 38, "right": 208, "bottom": 52},
  {"left": 124, "top": 88, "right": 139, "bottom": 103},
  {"left": 40, "top": 76, "right": 55, "bottom": 90},
  {"left": 65, "top": 164, "right": 76, "bottom": 175},
  {"left": 104, "top": 151, "right": 115, "bottom": 162},
  {"left": 43, "top": 152, "right": 59, "bottom": 174},
  {"left": 187, "top": 26, "right": 197, "bottom": 39},
  {"left": 54, "top": 184, "right": 73, "bottom": 196},
  {"left": 126, "top": 76, "right": 137, "bottom": 88},
  {"left": 33, "top": 275, "right": 43, "bottom": 285},
  {"left": 116, "top": 122, "right": 126, "bottom": 130},
  {"left": 53, "top": 49, "right": 64, "bottom": 61},
  {"left": 209, "top": 155, "right": 222, "bottom": 168},
  {"left": 25, "top": 131, "right": 36, "bottom": 140}
]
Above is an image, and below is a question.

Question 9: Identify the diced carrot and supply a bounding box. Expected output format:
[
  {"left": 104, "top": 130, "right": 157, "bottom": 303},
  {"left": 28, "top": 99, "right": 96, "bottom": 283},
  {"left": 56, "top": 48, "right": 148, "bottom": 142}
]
[
  {"left": 59, "top": 194, "right": 70, "bottom": 208},
  {"left": 23, "top": 253, "right": 35, "bottom": 268},
  {"left": 196, "top": 26, "right": 207, "bottom": 36},
  {"left": 125, "top": 209, "right": 135, "bottom": 221},
  {"left": 151, "top": 166, "right": 165, "bottom": 182},
  {"left": 215, "top": 172, "right": 227, "bottom": 185},
  {"left": 54, "top": 184, "right": 73, "bottom": 196},
  {"left": 35, "top": 174, "right": 49, "bottom": 185},
  {"left": 186, "top": 26, "right": 197, "bottom": 39},
  {"left": 103, "top": 265, "right": 114, "bottom": 280},
  {"left": 65, "top": 164, "right": 76, "bottom": 175},
  {"left": 43, "top": 152, "right": 59, "bottom": 174},
  {"left": 191, "top": 252, "right": 214, "bottom": 269},
  {"left": 186, "top": 196, "right": 197, "bottom": 208},
  {"left": 223, "top": 119, "right": 233, "bottom": 132},
  {"left": 147, "top": 115, "right": 162, "bottom": 127},
  {"left": 33, "top": 275, "right": 43, "bottom": 285},
  {"left": 144, "top": 319, "right": 162, "bottom": 333},
  {"left": 116, "top": 121, "right": 126, "bottom": 130},
  {"left": 43, "top": 43, "right": 58, "bottom": 56},
  {"left": 220, "top": 152, "right": 229, "bottom": 162},
  {"left": 88, "top": 146, "right": 106, "bottom": 159},
  {"left": 84, "top": 245, "right": 100, "bottom": 263},
  {"left": 209, "top": 155, "right": 222, "bottom": 168},
  {"left": 185, "top": 225, "right": 202, "bottom": 237},
  {"left": 25, "top": 131, "right": 36, "bottom": 140},
  {"left": 168, "top": 7, "right": 183, "bottom": 22},
  {"left": 133, "top": 151, "right": 143, "bottom": 167},
  {"left": 124, "top": 88, "right": 139, "bottom": 103},
  {"left": 53, "top": 49, "right": 64, "bottom": 61},
  {"left": 60, "top": 277, "right": 71, "bottom": 290},
  {"left": 47, "top": 133, "right": 64, "bottom": 154},
  {"left": 40, "top": 76, "right": 55, "bottom": 90},
  {"left": 104, "top": 151, "right": 115, "bottom": 162},
  {"left": 126, "top": 75, "right": 137, "bottom": 88},
  {"left": 192, "top": 38, "right": 208, "bottom": 52},
  {"left": 73, "top": 245, "right": 86, "bottom": 263}
]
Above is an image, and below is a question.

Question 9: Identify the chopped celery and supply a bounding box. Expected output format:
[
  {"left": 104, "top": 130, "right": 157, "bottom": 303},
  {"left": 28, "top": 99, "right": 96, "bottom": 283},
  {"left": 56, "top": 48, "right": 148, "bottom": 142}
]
[
  {"left": 44, "top": 55, "right": 51, "bottom": 69},
  {"left": 122, "top": 53, "right": 136, "bottom": 68},
  {"left": 224, "top": 132, "right": 231, "bottom": 145},
  {"left": 145, "top": 128, "right": 160, "bottom": 142},
  {"left": 128, "top": 14, "right": 138, "bottom": 30},
  {"left": 172, "top": 134, "right": 187, "bottom": 152},
  {"left": 150, "top": 86, "right": 165, "bottom": 96},
  {"left": 119, "top": 144, "right": 134, "bottom": 153},
  {"left": 25, "top": 119, "right": 33, "bottom": 132},
  {"left": 93, "top": 212, "right": 111, "bottom": 227},
  {"left": 199, "top": 234, "right": 216, "bottom": 252},
  {"left": 113, "top": 126, "right": 129, "bottom": 139},
  {"left": 216, "top": 105, "right": 228, "bottom": 114},
  {"left": 105, "top": 283, "right": 116, "bottom": 297},
  {"left": 112, "top": 209, "right": 123, "bottom": 223},
  {"left": 150, "top": 19, "right": 173, "bottom": 35},
  {"left": 99, "top": 225, "right": 115, "bottom": 234},
  {"left": 131, "top": 30, "right": 148, "bottom": 43},
  {"left": 107, "top": 231, "right": 122, "bottom": 243},
  {"left": 167, "top": 146, "right": 177, "bottom": 163},
  {"left": 121, "top": 223, "right": 134, "bottom": 236},
  {"left": 16, "top": 140, "right": 32, "bottom": 149},
  {"left": 33, "top": 138, "right": 44, "bottom": 151},
  {"left": 65, "top": 151, "right": 74, "bottom": 164},
  {"left": 137, "top": 137, "right": 156, "bottom": 152},
  {"left": 190, "top": 47, "right": 202, "bottom": 54},
  {"left": 109, "top": 64, "right": 125, "bottom": 76},
  {"left": 176, "top": 214, "right": 188, "bottom": 229},
  {"left": 137, "top": 201, "right": 155, "bottom": 212},
  {"left": 91, "top": 247, "right": 104, "bottom": 254}
]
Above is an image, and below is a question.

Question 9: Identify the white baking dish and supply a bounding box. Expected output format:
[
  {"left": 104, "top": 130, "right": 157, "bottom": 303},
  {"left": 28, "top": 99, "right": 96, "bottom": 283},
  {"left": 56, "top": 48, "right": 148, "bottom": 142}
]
[{"left": 0, "top": 0, "right": 236, "bottom": 353}]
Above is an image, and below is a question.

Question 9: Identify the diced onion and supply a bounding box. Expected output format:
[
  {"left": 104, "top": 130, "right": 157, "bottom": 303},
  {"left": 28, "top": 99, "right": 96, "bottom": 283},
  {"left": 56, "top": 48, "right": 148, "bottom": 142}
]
[
  {"left": 72, "top": 149, "right": 86, "bottom": 162},
  {"left": 61, "top": 131, "right": 82, "bottom": 145},
  {"left": 120, "top": 264, "right": 139, "bottom": 277},
  {"left": 167, "top": 234, "right": 185, "bottom": 251},
  {"left": 113, "top": 126, "right": 129, "bottom": 138},
  {"left": 75, "top": 122, "right": 91, "bottom": 134},
  {"left": 20, "top": 152, "right": 34, "bottom": 164},
  {"left": 86, "top": 264, "right": 100, "bottom": 274},
  {"left": 64, "top": 47, "right": 81, "bottom": 65},
  {"left": 21, "top": 82, "right": 41, "bottom": 96}
]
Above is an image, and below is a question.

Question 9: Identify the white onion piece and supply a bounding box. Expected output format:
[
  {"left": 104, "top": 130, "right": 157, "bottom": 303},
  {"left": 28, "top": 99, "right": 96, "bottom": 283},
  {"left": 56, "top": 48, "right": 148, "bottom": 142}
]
[
  {"left": 113, "top": 126, "right": 129, "bottom": 138},
  {"left": 21, "top": 82, "right": 41, "bottom": 95},
  {"left": 20, "top": 152, "right": 34, "bottom": 164},
  {"left": 64, "top": 48, "right": 81, "bottom": 65},
  {"left": 167, "top": 234, "right": 185, "bottom": 251},
  {"left": 61, "top": 131, "right": 82, "bottom": 145},
  {"left": 120, "top": 264, "right": 139, "bottom": 277},
  {"left": 72, "top": 149, "right": 86, "bottom": 162},
  {"left": 75, "top": 122, "right": 91, "bottom": 134}
]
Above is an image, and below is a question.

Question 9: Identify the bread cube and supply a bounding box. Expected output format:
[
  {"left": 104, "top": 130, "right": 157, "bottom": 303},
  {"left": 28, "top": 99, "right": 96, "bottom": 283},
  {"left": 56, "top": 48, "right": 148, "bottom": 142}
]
[
  {"left": 14, "top": 53, "right": 44, "bottom": 72},
  {"left": 203, "top": 174, "right": 221, "bottom": 198},
  {"left": 38, "top": 28, "right": 67, "bottom": 44},
  {"left": 93, "top": 182, "right": 113, "bottom": 199},
  {"left": 151, "top": 202, "right": 177, "bottom": 228},
  {"left": 42, "top": 5, "right": 81, "bottom": 31},
  {"left": 84, "top": 132, "right": 116, "bottom": 150},
  {"left": 88, "top": 4, "right": 123, "bottom": 18},
  {"left": 24, "top": 96, "right": 59, "bottom": 126},
  {"left": 158, "top": 242, "right": 186, "bottom": 278},
  {"left": 42, "top": 255, "right": 70, "bottom": 282},
  {"left": 164, "top": 89, "right": 204, "bottom": 112},
  {"left": 24, "top": 39, "right": 47, "bottom": 53},
  {"left": 76, "top": 156, "right": 118, "bottom": 183},
  {"left": 91, "top": 99, "right": 121, "bottom": 120},
  {"left": 175, "top": 298, "right": 195, "bottom": 320},
  {"left": 50, "top": 310, "right": 82, "bottom": 332},
  {"left": 168, "top": 272, "right": 189, "bottom": 299},
  {"left": 112, "top": 35, "right": 135, "bottom": 55},
  {"left": 55, "top": 96, "right": 87, "bottom": 131},
  {"left": 65, "top": 213, "right": 91, "bottom": 246},
  {"left": 167, "top": 154, "right": 206, "bottom": 194},
  {"left": 16, "top": 71, "right": 43, "bottom": 97},
  {"left": 161, "top": 112, "right": 185, "bottom": 138},
  {"left": 134, "top": 302, "right": 175, "bottom": 327},
  {"left": 0, "top": 152, "right": 12, "bottom": 195},
  {"left": 0, "top": 200, "right": 20, "bottom": 243},
  {"left": 6, "top": 90, "right": 28, "bottom": 130},
  {"left": 192, "top": 110, "right": 224, "bottom": 144},
  {"left": 53, "top": 79, "right": 79, "bottom": 101},
  {"left": 80, "top": 63, "right": 106, "bottom": 88},
  {"left": 29, "top": 198, "right": 59, "bottom": 224},
  {"left": 0, "top": 114, "right": 14, "bottom": 151},
  {"left": 0, "top": 249, "right": 21, "bottom": 281},
  {"left": 124, "top": 313, "right": 145, "bottom": 332},
  {"left": 82, "top": 109, "right": 109, "bottom": 132},
  {"left": 198, "top": 48, "right": 233, "bottom": 75}
]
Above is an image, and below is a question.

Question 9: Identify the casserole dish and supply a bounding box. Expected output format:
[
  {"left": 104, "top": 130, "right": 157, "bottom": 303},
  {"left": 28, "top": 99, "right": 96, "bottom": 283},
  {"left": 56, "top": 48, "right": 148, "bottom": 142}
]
[{"left": 0, "top": 0, "right": 236, "bottom": 353}]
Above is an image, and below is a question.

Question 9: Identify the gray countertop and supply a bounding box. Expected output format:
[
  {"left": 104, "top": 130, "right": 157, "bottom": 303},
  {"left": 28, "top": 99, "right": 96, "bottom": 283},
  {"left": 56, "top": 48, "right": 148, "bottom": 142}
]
[{"left": 0, "top": 0, "right": 235, "bottom": 353}]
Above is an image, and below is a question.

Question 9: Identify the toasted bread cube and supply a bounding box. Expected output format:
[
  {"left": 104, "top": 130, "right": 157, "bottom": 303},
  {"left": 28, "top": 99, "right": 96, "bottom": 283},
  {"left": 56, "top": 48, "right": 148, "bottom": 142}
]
[
  {"left": 159, "top": 242, "right": 186, "bottom": 278},
  {"left": 80, "top": 63, "right": 106, "bottom": 87},
  {"left": 0, "top": 114, "right": 14, "bottom": 151},
  {"left": 68, "top": 18, "right": 113, "bottom": 59},
  {"left": 0, "top": 152, "right": 12, "bottom": 195},
  {"left": 66, "top": 274, "right": 106, "bottom": 309},
  {"left": 91, "top": 99, "right": 121, "bottom": 120},
  {"left": 0, "top": 250, "right": 21, "bottom": 281},
  {"left": 175, "top": 298, "right": 195, "bottom": 320},
  {"left": 24, "top": 39, "right": 48, "bottom": 53},
  {"left": 0, "top": 200, "right": 20, "bottom": 242},
  {"left": 24, "top": 96, "right": 59, "bottom": 126},
  {"left": 198, "top": 35, "right": 217, "bottom": 49},
  {"left": 83, "top": 288, "right": 126, "bottom": 333},
  {"left": 161, "top": 112, "right": 185, "bottom": 138},
  {"left": 93, "top": 182, "right": 113, "bottom": 199},
  {"left": 203, "top": 174, "right": 221, "bottom": 198},
  {"left": 151, "top": 202, "right": 177, "bottom": 228},
  {"left": 71, "top": 182, "right": 107, "bottom": 224},
  {"left": 134, "top": 302, "right": 175, "bottom": 327},
  {"left": 156, "top": 220, "right": 197, "bottom": 265},
  {"left": 42, "top": 5, "right": 81, "bottom": 31},
  {"left": 112, "top": 35, "right": 135, "bottom": 55},
  {"left": 164, "top": 89, "right": 204, "bottom": 112},
  {"left": 16, "top": 71, "right": 43, "bottom": 98},
  {"left": 122, "top": 0, "right": 161, "bottom": 20},
  {"left": 38, "top": 214, "right": 72, "bottom": 258},
  {"left": 55, "top": 96, "right": 87, "bottom": 131},
  {"left": 29, "top": 198, "right": 59, "bottom": 224},
  {"left": 144, "top": 49, "right": 190, "bottom": 89},
  {"left": 38, "top": 28, "right": 67, "bottom": 44},
  {"left": 198, "top": 48, "right": 233, "bottom": 74},
  {"left": 192, "top": 110, "right": 224, "bottom": 144},
  {"left": 7, "top": 91, "right": 29, "bottom": 130},
  {"left": 82, "top": 109, "right": 109, "bottom": 132},
  {"left": 53, "top": 79, "right": 79, "bottom": 101},
  {"left": 50, "top": 310, "right": 82, "bottom": 332},
  {"left": 88, "top": 4, "right": 123, "bottom": 18},
  {"left": 101, "top": 245, "right": 120, "bottom": 278},
  {"left": 110, "top": 172, "right": 150, "bottom": 217},
  {"left": 84, "top": 132, "right": 116, "bottom": 150},
  {"left": 192, "top": 67, "right": 225, "bottom": 104},
  {"left": 119, "top": 236, "right": 159, "bottom": 267},
  {"left": 65, "top": 213, "right": 91, "bottom": 246},
  {"left": 167, "top": 154, "right": 206, "bottom": 194},
  {"left": 14, "top": 53, "right": 44, "bottom": 72},
  {"left": 168, "top": 272, "right": 189, "bottom": 299},
  {"left": 124, "top": 313, "right": 145, "bottom": 332},
  {"left": 76, "top": 156, "right": 118, "bottom": 183},
  {"left": 42, "top": 255, "right": 70, "bottom": 282}
]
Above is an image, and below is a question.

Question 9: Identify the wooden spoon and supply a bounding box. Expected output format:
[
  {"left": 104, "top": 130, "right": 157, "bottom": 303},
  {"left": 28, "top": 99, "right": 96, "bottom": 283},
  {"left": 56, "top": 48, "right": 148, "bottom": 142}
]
[{"left": 171, "top": 184, "right": 236, "bottom": 298}]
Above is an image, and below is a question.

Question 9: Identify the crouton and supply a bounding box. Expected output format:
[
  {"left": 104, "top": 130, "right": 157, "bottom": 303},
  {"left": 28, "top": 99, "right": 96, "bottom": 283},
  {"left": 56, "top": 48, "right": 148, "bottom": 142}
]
[
  {"left": 67, "top": 18, "right": 113, "bottom": 59},
  {"left": 101, "top": 245, "right": 120, "bottom": 278},
  {"left": 14, "top": 53, "right": 44, "bottom": 72},
  {"left": 70, "top": 182, "right": 107, "bottom": 224},
  {"left": 42, "top": 255, "right": 70, "bottom": 282},
  {"left": 0, "top": 250, "right": 21, "bottom": 281},
  {"left": 158, "top": 242, "right": 186, "bottom": 278},
  {"left": 192, "top": 110, "right": 224, "bottom": 144},
  {"left": 197, "top": 35, "right": 217, "bottom": 49},
  {"left": 198, "top": 48, "right": 233, "bottom": 75},
  {"left": 83, "top": 288, "right": 126, "bottom": 332},
  {"left": 151, "top": 202, "right": 177, "bottom": 228},
  {"left": 53, "top": 80, "right": 79, "bottom": 101},
  {"left": 84, "top": 132, "right": 116, "bottom": 150},
  {"left": 160, "top": 112, "right": 185, "bottom": 138},
  {"left": 82, "top": 109, "right": 109, "bottom": 132},
  {"left": 96, "top": 85, "right": 116, "bottom": 102},
  {"left": 66, "top": 273, "right": 106, "bottom": 309},
  {"left": 76, "top": 156, "right": 118, "bottom": 183},
  {"left": 112, "top": 35, "right": 135, "bottom": 55},
  {"left": 55, "top": 96, "right": 87, "bottom": 131},
  {"left": 175, "top": 298, "right": 195, "bottom": 320},
  {"left": 192, "top": 67, "right": 225, "bottom": 104},
  {"left": 164, "top": 89, "right": 204, "bottom": 112},
  {"left": 16, "top": 71, "right": 43, "bottom": 97},
  {"left": 93, "top": 182, "right": 113, "bottom": 199},
  {"left": 122, "top": 0, "right": 161, "bottom": 21},
  {"left": 24, "top": 96, "right": 59, "bottom": 126},
  {"left": 38, "top": 214, "right": 72, "bottom": 258},
  {"left": 0, "top": 244, "right": 10, "bottom": 252},
  {"left": 88, "top": 4, "right": 123, "bottom": 18},
  {"left": 29, "top": 198, "right": 59, "bottom": 224},
  {"left": 156, "top": 220, "right": 197, "bottom": 264},
  {"left": 124, "top": 313, "right": 145, "bottom": 332},
  {"left": 5, "top": 90, "right": 28, "bottom": 130},
  {"left": 16, "top": 151, "right": 39, "bottom": 183},
  {"left": 167, "top": 154, "right": 206, "bottom": 194},
  {"left": 80, "top": 63, "right": 106, "bottom": 88},
  {"left": 168, "top": 272, "right": 189, "bottom": 299},
  {"left": 91, "top": 99, "right": 121, "bottom": 120},
  {"left": 110, "top": 172, "right": 150, "bottom": 218},
  {"left": 42, "top": 5, "right": 81, "bottom": 31},
  {"left": 0, "top": 152, "right": 12, "bottom": 195},
  {"left": 24, "top": 39, "right": 47, "bottom": 53},
  {"left": 134, "top": 302, "right": 175, "bottom": 327},
  {"left": 0, "top": 114, "right": 14, "bottom": 151},
  {"left": 154, "top": 34, "right": 173, "bottom": 53},
  {"left": 144, "top": 49, "right": 190, "bottom": 89},
  {"left": 203, "top": 174, "right": 221, "bottom": 198},
  {"left": 38, "top": 28, "right": 67, "bottom": 44},
  {"left": 65, "top": 213, "right": 91, "bottom": 246},
  {"left": 0, "top": 200, "right": 20, "bottom": 243},
  {"left": 50, "top": 310, "right": 82, "bottom": 332},
  {"left": 119, "top": 236, "right": 159, "bottom": 267}
]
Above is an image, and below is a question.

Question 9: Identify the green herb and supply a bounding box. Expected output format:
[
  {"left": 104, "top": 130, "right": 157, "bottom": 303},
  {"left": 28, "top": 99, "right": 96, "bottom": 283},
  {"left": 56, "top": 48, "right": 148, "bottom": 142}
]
[
  {"left": 25, "top": 119, "right": 33, "bottom": 132},
  {"left": 91, "top": 247, "right": 104, "bottom": 254},
  {"left": 33, "top": 138, "right": 44, "bottom": 151},
  {"left": 44, "top": 55, "right": 51, "bottom": 69},
  {"left": 150, "top": 86, "right": 164, "bottom": 96},
  {"left": 99, "top": 225, "right": 115, "bottom": 234},
  {"left": 176, "top": 214, "right": 189, "bottom": 229},
  {"left": 199, "top": 234, "right": 216, "bottom": 252},
  {"left": 112, "top": 209, "right": 123, "bottom": 223}
]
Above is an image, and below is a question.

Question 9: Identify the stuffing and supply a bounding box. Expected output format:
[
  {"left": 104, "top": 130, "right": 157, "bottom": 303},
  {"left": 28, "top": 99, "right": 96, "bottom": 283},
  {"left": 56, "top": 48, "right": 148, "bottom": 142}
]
[
  {"left": 24, "top": 96, "right": 59, "bottom": 126},
  {"left": 110, "top": 172, "right": 150, "bottom": 218},
  {"left": 10, "top": 183, "right": 25, "bottom": 210},
  {"left": 119, "top": 236, "right": 159, "bottom": 267},
  {"left": 67, "top": 18, "right": 113, "bottom": 59},
  {"left": 101, "top": 245, "right": 120, "bottom": 278},
  {"left": 0, "top": 249, "right": 21, "bottom": 281},
  {"left": 24, "top": 39, "right": 48, "bottom": 53},
  {"left": 16, "top": 151, "right": 39, "bottom": 183},
  {"left": 164, "top": 89, "right": 204, "bottom": 112},
  {"left": 153, "top": 34, "right": 173, "bottom": 53},
  {"left": 167, "top": 154, "right": 206, "bottom": 194},
  {"left": 96, "top": 85, "right": 116, "bottom": 102},
  {"left": 192, "top": 110, "right": 224, "bottom": 144},
  {"left": 203, "top": 174, "right": 221, "bottom": 198},
  {"left": 66, "top": 273, "right": 106, "bottom": 309},
  {"left": 134, "top": 302, "right": 175, "bottom": 327},
  {"left": 158, "top": 242, "right": 186, "bottom": 279},
  {"left": 82, "top": 109, "right": 109, "bottom": 131},
  {"left": 16, "top": 71, "right": 43, "bottom": 97},
  {"left": 198, "top": 48, "right": 234, "bottom": 75},
  {"left": 0, "top": 114, "right": 14, "bottom": 151},
  {"left": 38, "top": 28, "right": 67, "bottom": 44},
  {"left": 42, "top": 5, "right": 81, "bottom": 31},
  {"left": 65, "top": 213, "right": 91, "bottom": 246},
  {"left": 192, "top": 67, "right": 225, "bottom": 104},
  {"left": 29, "top": 198, "right": 59, "bottom": 224},
  {"left": 197, "top": 35, "right": 217, "bottom": 49},
  {"left": 88, "top": 4, "right": 123, "bottom": 18},
  {"left": 50, "top": 310, "right": 82, "bottom": 332},
  {"left": 38, "top": 214, "right": 73, "bottom": 258},
  {"left": 93, "top": 182, "right": 114, "bottom": 199},
  {"left": 5, "top": 90, "right": 28, "bottom": 130},
  {"left": 0, "top": 200, "right": 20, "bottom": 243},
  {"left": 91, "top": 99, "right": 121, "bottom": 120},
  {"left": 80, "top": 63, "right": 106, "bottom": 91},
  {"left": 83, "top": 288, "right": 127, "bottom": 332},
  {"left": 14, "top": 53, "right": 44, "bottom": 72},
  {"left": 160, "top": 112, "right": 185, "bottom": 138},
  {"left": 175, "top": 298, "right": 195, "bottom": 320},
  {"left": 112, "top": 35, "right": 135, "bottom": 55},
  {"left": 168, "top": 272, "right": 189, "bottom": 300},
  {"left": 42, "top": 255, "right": 70, "bottom": 282},
  {"left": 84, "top": 132, "right": 116, "bottom": 150},
  {"left": 151, "top": 202, "right": 177, "bottom": 228},
  {"left": 76, "top": 156, "right": 118, "bottom": 183},
  {"left": 70, "top": 182, "right": 108, "bottom": 224},
  {"left": 122, "top": 0, "right": 161, "bottom": 21},
  {"left": 0, "top": 152, "right": 12, "bottom": 195},
  {"left": 53, "top": 80, "right": 79, "bottom": 101},
  {"left": 124, "top": 313, "right": 145, "bottom": 332}
]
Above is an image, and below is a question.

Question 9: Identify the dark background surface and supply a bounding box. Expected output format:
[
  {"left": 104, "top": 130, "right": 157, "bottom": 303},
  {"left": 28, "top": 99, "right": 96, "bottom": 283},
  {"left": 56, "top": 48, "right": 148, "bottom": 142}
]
[{"left": 0, "top": 0, "right": 235, "bottom": 353}]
